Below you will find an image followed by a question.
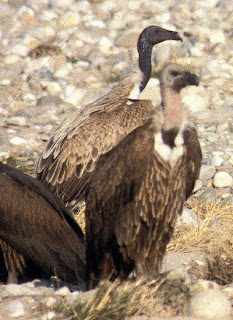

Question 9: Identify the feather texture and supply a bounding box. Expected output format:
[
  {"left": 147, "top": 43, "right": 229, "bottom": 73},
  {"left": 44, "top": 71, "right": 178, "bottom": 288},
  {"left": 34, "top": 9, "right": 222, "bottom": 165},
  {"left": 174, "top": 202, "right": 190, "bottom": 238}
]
[
  {"left": 82, "top": 64, "right": 202, "bottom": 288},
  {"left": 36, "top": 26, "right": 182, "bottom": 202},
  {"left": 0, "top": 162, "right": 86, "bottom": 285}
]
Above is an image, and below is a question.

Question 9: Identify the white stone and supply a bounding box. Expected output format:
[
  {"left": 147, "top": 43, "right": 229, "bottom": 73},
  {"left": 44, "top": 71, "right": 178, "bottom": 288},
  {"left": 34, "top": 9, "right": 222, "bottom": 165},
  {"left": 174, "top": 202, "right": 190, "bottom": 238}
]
[
  {"left": 41, "top": 81, "right": 62, "bottom": 95},
  {"left": 17, "top": 5, "right": 35, "bottom": 18},
  {"left": 55, "top": 286, "right": 71, "bottom": 296},
  {"left": 4, "top": 55, "right": 21, "bottom": 64},
  {"left": 23, "top": 93, "right": 36, "bottom": 101},
  {"left": 188, "top": 289, "right": 232, "bottom": 319},
  {"left": 9, "top": 137, "right": 27, "bottom": 146},
  {"left": 28, "top": 26, "right": 55, "bottom": 42},
  {"left": 8, "top": 43, "right": 30, "bottom": 57},
  {"left": 213, "top": 172, "right": 233, "bottom": 188},
  {"left": 0, "top": 79, "right": 11, "bottom": 86},
  {"left": 59, "top": 12, "right": 81, "bottom": 28},
  {"left": 210, "top": 30, "right": 226, "bottom": 44},
  {"left": 7, "top": 117, "right": 28, "bottom": 127},
  {"left": 49, "top": 0, "right": 74, "bottom": 7},
  {"left": 193, "top": 179, "right": 202, "bottom": 192},
  {"left": 63, "top": 85, "right": 86, "bottom": 105},
  {"left": 3, "top": 300, "right": 25, "bottom": 318},
  {"left": 98, "top": 37, "right": 113, "bottom": 55},
  {"left": 42, "top": 311, "right": 56, "bottom": 320},
  {"left": 199, "top": 165, "right": 216, "bottom": 183},
  {"left": 178, "top": 208, "right": 198, "bottom": 226},
  {"left": 182, "top": 94, "right": 209, "bottom": 113},
  {"left": 211, "top": 156, "right": 223, "bottom": 167},
  {"left": 228, "top": 156, "right": 233, "bottom": 166},
  {"left": 53, "top": 65, "right": 72, "bottom": 78}
]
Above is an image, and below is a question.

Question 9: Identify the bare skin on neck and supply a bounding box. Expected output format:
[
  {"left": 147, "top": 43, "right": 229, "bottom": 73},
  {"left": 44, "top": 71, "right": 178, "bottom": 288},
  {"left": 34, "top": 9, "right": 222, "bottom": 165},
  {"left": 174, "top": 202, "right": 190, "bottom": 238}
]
[{"left": 160, "top": 86, "right": 183, "bottom": 132}]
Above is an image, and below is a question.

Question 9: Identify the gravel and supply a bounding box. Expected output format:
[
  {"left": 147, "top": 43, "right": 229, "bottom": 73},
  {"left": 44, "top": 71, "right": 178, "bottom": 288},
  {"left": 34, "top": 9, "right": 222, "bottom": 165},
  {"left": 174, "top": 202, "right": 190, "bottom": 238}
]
[{"left": 0, "top": 0, "right": 233, "bottom": 318}]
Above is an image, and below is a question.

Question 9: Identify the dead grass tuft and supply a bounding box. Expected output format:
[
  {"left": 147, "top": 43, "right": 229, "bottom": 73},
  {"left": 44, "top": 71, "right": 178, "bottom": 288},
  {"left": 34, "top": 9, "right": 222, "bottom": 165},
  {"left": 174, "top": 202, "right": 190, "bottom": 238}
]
[
  {"left": 188, "top": 251, "right": 233, "bottom": 285},
  {"left": 55, "top": 274, "right": 191, "bottom": 320},
  {"left": 168, "top": 198, "right": 233, "bottom": 259}
]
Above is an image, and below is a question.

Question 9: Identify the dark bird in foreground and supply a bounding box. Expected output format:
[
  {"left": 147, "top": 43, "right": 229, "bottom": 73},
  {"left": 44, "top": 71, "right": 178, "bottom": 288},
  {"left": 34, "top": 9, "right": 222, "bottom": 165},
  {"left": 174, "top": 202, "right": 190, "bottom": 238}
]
[
  {"left": 36, "top": 26, "right": 182, "bottom": 202},
  {"left": 83, "top": 63, "right": 202, "bottom": 288},
  {"left": 0, "top": 161, "right": 86, "bottom": 285}
]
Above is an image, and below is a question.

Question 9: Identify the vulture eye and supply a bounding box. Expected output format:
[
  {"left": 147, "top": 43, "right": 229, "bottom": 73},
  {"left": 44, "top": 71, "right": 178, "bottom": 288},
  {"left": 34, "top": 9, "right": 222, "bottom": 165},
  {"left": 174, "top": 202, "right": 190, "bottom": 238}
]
[{"left": 170, "top": 71, "right": 180, "bottom": 77}]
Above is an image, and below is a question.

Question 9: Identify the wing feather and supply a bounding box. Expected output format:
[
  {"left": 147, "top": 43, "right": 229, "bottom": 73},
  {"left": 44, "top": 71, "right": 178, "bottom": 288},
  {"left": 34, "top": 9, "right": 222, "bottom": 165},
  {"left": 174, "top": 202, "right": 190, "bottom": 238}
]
[
  {"left": 0, "top": 163, "right": 86, "bottom": 284},
  {"left": 183, "top": 125, "right": 202, "bottom": 199},
  {"left": 37, "top": 99, "right": 155, "bottom": 202}
]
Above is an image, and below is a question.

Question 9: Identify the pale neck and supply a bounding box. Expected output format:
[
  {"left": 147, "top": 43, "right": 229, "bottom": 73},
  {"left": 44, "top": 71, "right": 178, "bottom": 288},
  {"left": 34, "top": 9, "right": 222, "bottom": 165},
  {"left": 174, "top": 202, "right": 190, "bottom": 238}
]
[{"left": 160, "top": 86, "right": 183, "bottom": 131}]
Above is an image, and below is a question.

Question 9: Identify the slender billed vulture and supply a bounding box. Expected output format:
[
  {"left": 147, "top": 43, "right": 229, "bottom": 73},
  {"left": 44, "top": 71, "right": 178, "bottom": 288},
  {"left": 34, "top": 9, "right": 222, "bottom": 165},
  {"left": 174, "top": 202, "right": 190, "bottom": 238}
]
[
  {"left": 0, "top": 161, "right": 86, "bottom": 285},
  {"left": 83, "top": 63, "right": 202, "bottom": 288},
  {"left": 36, "top": 26, "right": 182, "bottom": 202}
]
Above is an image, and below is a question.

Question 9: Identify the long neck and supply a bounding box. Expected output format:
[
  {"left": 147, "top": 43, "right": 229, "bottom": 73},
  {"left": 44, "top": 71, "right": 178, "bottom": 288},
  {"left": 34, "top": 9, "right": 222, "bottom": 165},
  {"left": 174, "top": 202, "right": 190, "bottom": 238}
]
[
  {"left": 137, "top": 41, "right": 153, "bottom": 92},
  {"left": 160, "top": 85, "right": 183, "bottom": 132}
]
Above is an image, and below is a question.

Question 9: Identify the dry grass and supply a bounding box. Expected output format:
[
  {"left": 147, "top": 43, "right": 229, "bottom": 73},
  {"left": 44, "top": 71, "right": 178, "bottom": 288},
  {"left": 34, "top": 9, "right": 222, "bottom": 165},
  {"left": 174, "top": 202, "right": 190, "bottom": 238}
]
[
  {"left": 55, "top": 275, "right": 190, "bottom": 320},
  {"left": 168, "top": 198, "right": 233, "bottom": 258},
  {"left": 168, "top": 197, "right": 233, "bottom": 285}
]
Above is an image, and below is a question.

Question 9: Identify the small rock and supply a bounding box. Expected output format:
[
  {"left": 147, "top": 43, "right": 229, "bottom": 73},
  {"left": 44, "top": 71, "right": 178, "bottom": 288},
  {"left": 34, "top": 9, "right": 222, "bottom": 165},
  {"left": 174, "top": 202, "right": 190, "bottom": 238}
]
[
  {"left": 55, "top": 286, "right": 70, "bottom": 296},
  {"left": 213, "top": 171, "right": 233, "bottom": 188},
  {"left": 98, "top": 36, "right": 114, "bottom": 55},
  {"left": 43, "top": 297, "right": 57, "bottom": 308},
  {"left": 63, "top": 85, "right": 86, "bottom": 106},
  {"left": 6, "top": 117, "right": 28, "bottom": 127},
  {"left": 177, "top": 208, "right": 199, "bottom": 226},
  {"left": 2, "top": 300, "right": 25, "bottom": 318},
  {"left": 49, "top": 0, "right": 74, "bottom": 7},
  {"left": 4, "top": 55, "right": 21, "bottom": 64},
  {"left": 210, "top": 30, "right": 226, "bottom": 44},
  {"left": 182, "top": 94, "right": 209, "bottom": 113},
  {"left": 58, "top": 12, "right": 81, "bottom": 27},
  {"left": 193, "top": 179, "right": 202, "bottom": 192},
  {"left": 211, "top": 156, "right": 223, "bottom": 167},
  {"left": 8, "top": 43, "right": 30, "bottom": 57},
  {"left": 188, "top": 289, "right": 232, "bottom": 319},
  {"left": 37, "top": 95, "right": 64, "bottom": 107},
  {"left": 190, "top": 279, "right": 220, "bottom": 295},
  {"left": 199, "top": 165, "right": 216, "bottom": 183},
  {"left": 9, "top": 137, "right": 27, "bottom": 146}
]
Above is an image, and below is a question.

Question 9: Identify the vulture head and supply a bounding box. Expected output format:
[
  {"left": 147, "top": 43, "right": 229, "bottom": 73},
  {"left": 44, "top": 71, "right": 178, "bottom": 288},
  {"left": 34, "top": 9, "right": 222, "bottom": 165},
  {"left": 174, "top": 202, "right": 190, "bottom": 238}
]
[{"left": 160, "top": 63, "right": 199, "bottom": 92}]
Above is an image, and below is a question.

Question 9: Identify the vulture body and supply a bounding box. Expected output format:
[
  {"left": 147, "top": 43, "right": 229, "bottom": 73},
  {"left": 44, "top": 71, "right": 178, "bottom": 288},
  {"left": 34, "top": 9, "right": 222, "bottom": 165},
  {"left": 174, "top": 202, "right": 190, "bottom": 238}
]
[
  {"left": 83, "top": 64, "right": 202, "bottom": 288},
  {"left": 36, "top": 26, "right": 182, "bottom": 202},
  {"left": 0, "top": 161, "right": 86, "bottom": 285}
]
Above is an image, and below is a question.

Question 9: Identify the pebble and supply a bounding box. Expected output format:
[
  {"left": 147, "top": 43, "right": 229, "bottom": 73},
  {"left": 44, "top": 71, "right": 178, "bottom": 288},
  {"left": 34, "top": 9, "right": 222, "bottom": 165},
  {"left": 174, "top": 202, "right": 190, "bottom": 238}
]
[
  {"left": 63, "top": 85, "right": 86, "bottom": 105},
  {"left": 213, "top": 171, "right": 233, "bottom": 188},
  {"left": 2, "top": 300, "right": 26, "bottom": 318},
  {"left": 211, "top": 156, "right": 223, "bottom": 167},
  {"left": 187, "top": 289, "right": 232, "bottom": 319},
  {"left": 199, "top": 165, "right": 216, "bottom": 184},
  {"left": 58, "top": 12, "right": 81, "bottom": 28},
  {"left": 0, "top": 0, "right": 233, "bottom": 318},
  {"left": 177, "top": 208, "right": 199, "bottom": 226},
  {"left": 9, "top": 137, "right": 27, "bottom": 146},
  {"left": 6, "top": 116, "right": 28, "bottom": 127},
  {"left": 49, "top": 0, "right": 74, "bottom": 7}
]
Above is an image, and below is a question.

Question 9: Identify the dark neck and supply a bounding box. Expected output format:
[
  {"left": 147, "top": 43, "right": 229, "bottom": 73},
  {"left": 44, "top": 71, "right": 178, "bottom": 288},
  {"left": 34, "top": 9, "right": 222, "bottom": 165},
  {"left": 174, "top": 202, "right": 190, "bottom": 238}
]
[{"left": 138, "top": 41, "right": 153, "bottom": 92}]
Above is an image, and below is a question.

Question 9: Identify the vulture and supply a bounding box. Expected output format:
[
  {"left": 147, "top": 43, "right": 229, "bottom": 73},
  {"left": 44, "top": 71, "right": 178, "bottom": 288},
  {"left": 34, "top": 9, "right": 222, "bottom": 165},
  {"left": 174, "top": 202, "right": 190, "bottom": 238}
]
[
  {"left": 36, "top": 26, "right": 182, "bottom": 202},
  {"left": 0, "top": 161, "right": 86, "bottom": 285},
  {"left": 83, "top": 63, "right": 202, "bottom": 288}
]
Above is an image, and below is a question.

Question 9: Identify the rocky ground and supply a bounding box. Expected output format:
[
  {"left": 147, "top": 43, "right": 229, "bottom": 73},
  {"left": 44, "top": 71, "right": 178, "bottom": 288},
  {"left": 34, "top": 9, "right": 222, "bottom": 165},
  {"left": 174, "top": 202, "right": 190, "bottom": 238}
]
[{"left": 0, "top": 0, "right": 233, "bottom": 319}]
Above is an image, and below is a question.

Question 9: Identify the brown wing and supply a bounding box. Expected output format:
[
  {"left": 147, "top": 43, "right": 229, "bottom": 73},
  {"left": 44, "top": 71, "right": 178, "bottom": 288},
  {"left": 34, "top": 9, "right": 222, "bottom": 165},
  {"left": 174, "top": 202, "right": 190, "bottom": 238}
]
[
  {"left": 0, "top": 162, "right": 86, "bottom": 285},
  {"left": 84, "top": 121, "right": 154, "bottom": 286},
  {"left": 37, "top": 97, "right": 154, "bottom": 203},
  {"left": 84, "top": 119, "right": 196, "bottom": 287},
  {"left": 183, "top": 125, "right": 202, "bottom": 199}
]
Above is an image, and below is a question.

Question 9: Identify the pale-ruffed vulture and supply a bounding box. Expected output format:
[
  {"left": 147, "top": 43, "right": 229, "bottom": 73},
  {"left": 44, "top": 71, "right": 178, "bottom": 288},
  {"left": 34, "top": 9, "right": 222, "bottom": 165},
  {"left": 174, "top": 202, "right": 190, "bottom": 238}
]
[
  {"left": 83, "top": 63, "right": 202, "bottom": 288},
  {"left": 36, "top": 26, "right": 182, "bottom": 202}
]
